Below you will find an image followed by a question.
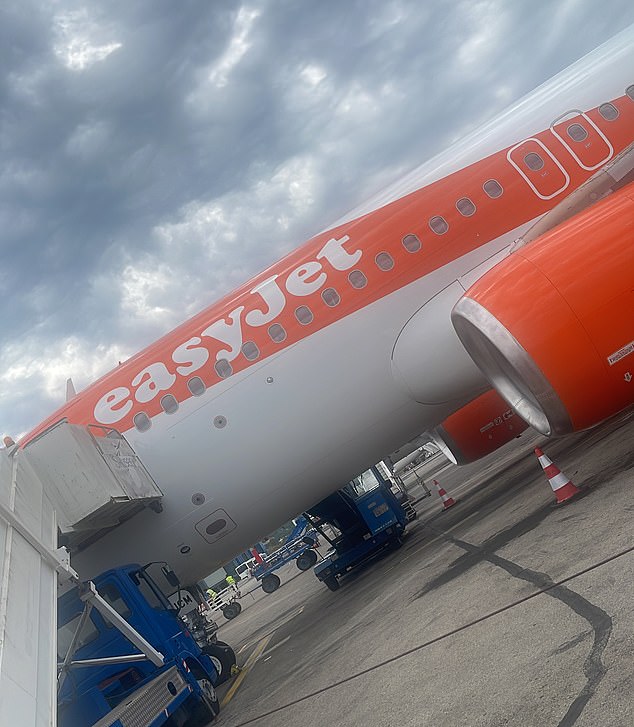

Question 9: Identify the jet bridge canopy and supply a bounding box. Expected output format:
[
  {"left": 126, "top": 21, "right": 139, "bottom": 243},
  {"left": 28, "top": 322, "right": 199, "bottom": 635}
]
[{"left": 23, "top": 421, "right": 163, "bottom": 551}]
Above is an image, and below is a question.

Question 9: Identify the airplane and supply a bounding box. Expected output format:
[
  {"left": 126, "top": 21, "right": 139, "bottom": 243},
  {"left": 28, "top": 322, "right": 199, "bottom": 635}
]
[{"left": 18, "top": 25, "right": 634, "bottom": 588}]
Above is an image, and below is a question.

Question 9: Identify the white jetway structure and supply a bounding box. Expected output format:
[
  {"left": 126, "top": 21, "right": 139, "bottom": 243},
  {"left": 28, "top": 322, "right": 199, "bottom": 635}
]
[{"left": 0, "top": 442, "right": 76, "bottom": 727}]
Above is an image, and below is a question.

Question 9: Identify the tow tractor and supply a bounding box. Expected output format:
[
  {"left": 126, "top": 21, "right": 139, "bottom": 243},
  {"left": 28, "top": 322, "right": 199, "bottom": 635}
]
[
  {"left": 252, "top": 517, "right": 320, "bottom": 593},
  {"left": 305, "top": 465, "right": 410, "bottom": 591}
]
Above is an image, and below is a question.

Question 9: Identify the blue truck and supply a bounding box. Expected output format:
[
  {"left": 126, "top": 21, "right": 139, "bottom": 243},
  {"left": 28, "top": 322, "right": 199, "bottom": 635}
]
[
  {"left": 306, "top": 466, "right": 410, "bottom": 591},
  {"left": 57, "top": 563, "right": 233, "bottom": 726}
]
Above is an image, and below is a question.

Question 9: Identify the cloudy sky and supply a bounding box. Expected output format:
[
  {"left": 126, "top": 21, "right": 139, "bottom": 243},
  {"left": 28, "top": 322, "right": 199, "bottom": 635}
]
[{"left": 1, "top": 0, "right": 633, "bottom": 439}]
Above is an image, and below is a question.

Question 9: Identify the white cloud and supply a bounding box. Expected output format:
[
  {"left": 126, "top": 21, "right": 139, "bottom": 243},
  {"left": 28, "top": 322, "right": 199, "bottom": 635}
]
[
  {"left": 0, "top": 336, "right": 130, "bottom": 438},
  {"left": 53, "top": 8, "right": 121, "bottom": 71},
  {"left": 207, "top": 6, "right": 260, "bottom": 88},
  {"left": 300, "top": 64, "right": 327, "bottom": 88},
  {"left": 456, "top": 1, "right": 508, "bottom": 70},
  {"left": 120, "top": 263, "right": 174, "bottom": 322}
]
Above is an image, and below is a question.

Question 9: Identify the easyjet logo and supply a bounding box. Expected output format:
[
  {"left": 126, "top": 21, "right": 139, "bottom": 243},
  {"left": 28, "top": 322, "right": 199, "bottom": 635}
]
[{"left": 94, "top": 235, "right": 362, "bottom": 425}]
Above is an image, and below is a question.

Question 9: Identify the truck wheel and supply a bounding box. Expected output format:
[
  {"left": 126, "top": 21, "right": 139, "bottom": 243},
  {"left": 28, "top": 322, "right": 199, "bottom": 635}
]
[
  {"left": 295, "top": 550, "right": 318, "bottom": 571},
  {"left": 323, "top": 575, "right": 340, "bottom": 592},
  {"left": 187, "top": 678, "right": 219, "bottom": 725},
  {"left": 261, "top": 574, "right": 281, "bottom": 593},
  {"left": 204, "top": 641, "right": 237, "bottom": 685},
  {"left": 234, "top": 601, "right": 242, "bottom": 615},
  {"left": 222, "top": 603, "right": 240, "bottom": 620}
]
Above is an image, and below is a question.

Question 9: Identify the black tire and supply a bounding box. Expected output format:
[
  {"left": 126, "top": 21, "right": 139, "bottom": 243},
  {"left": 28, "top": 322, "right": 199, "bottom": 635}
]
[
  {"left": 204, "top": 641, "right": 236, "bottom": 686},
  {"left": 261, "top": 574, "right": 281, "bottom": 593},
  {"left": 222, "top": 603, "right": 240, "bottom": 620},
  {"left": 323, "top": 575, "right": 340, "bottom": 591},
  {"left": 233, "top": 601, "right": 242, "bottom": 615},
  {"left": 295, "top": 549, "right": 318, "bottom": 571},
  {"left": 186, "top": 678, "right": 219, "bottom": 725}
]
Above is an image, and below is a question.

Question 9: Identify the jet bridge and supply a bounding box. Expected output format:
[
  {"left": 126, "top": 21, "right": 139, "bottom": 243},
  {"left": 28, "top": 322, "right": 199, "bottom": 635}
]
[{"left": 23, "top": 421, "right": 163, "bottom": 553}]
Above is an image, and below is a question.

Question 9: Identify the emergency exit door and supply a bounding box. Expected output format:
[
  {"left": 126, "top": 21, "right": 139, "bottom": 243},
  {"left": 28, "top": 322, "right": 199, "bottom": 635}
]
[
  {"left": 550, "top": 110, "right": 613, "bottom": 171},
  {"left": 507, "top": 138, "right": 570, "bottom": 200}
]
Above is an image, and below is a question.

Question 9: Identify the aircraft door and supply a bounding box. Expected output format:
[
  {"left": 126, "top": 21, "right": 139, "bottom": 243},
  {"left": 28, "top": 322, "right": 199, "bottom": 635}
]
[
  {"left": 549, "top": 110, "right": 613, "bottom": 171},
  {"left": 506, "top": 138, "right": 570, "bottom": 200}
]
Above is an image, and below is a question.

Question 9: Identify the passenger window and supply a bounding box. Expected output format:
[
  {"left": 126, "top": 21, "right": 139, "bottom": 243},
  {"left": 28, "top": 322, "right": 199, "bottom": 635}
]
[
  {"left": 321, "top": 288, "right": 340, "bottom": 307},
  {"left": 375, "top": 252, "right": 394, "bottom": 271},
  {"left": 429, "top": 216, "right": 448, "bottom": 235},
  {"left": 402, "top": 234, "right": 422, "bottom": 252},
  {"left": 295, "top": 306, "right": 314, "bottom": 325},
  {"left": 187, "top": 376, "right": 206, "bottom": 396},
  {"left": 160, "top": 394, "right": 178, "bottom": 415},
  {"left": 348, "top": 270, "right": 367, "bottom": 289},
  {"left": 524, "top": 152, "right": 544, "bottom": 171},
  {"left": 133, "top": 412, "right": 151, "bottom": 432},
  {"left": 566, "top": 123, "right": 588, "bottom": 142},
  {"left": 456, "top": 197, "right": 476, "bottom": 217},
  {"left": 214, "top": 359, "right": 232, "bottom": 379},
  {"left": 483, "top": 179, "right": 503, "bottom": 198},
  {"left": 598, "top": 102, "right": 619, "bottom": 121},
  {"left": 627, "top": 85, "right": 634, "bottom": 101},
  {"left": 268, "top": 323, "right": 287, "bottom": 343},
  {"left": 241, "top": 341, "right": 260, "bottom": 360}
]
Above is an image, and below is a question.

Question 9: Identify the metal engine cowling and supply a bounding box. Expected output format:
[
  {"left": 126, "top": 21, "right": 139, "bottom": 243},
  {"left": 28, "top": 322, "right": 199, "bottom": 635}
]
[
  {"left": 430, "top": 389, "right": 529, "bottom": 465},
  {"left": 452, "top": 183, "right": 634, "bottom": 437}
]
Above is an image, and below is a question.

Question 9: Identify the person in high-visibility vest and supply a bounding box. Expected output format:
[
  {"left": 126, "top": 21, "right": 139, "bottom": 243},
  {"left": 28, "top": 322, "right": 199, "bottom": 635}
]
[
  {"left": 225, "top": 575, "right": 236, "bottom": 586},
  {"left": 206, "top": 588, "right": 217, "bottom": 601}
]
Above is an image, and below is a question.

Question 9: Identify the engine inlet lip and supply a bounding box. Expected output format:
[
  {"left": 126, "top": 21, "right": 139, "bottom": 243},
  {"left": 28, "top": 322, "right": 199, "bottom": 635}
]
[
  {"left": 430, "top": 424, "right": 460, "bottom": 465},
  {"left": 451, "top": 297, "right": 573, "bottom": 437}
]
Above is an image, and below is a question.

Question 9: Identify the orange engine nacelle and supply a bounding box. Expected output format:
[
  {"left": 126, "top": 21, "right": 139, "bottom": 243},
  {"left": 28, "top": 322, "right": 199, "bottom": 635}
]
[
  {"left": 452, "top": 182, "right": 634, "bottom": 437},
  {"left": 430, "top": 389, "right": 529, "bottom": 465}
]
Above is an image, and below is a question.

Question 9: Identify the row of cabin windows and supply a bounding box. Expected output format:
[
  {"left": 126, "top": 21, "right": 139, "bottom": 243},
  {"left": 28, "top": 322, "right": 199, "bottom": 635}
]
[
  {"left": 425, "top": 96, "right": 632, "bottom": 236},
  {"left": 423, "top": 180, "right": 504, "bottom": 239},
  {"left": 133, "top": 89, "right": 634, "bottom": 431},
  {"left": 133, "top": 251, "right": 410, "bottom": 428},
  {"left": 133, "top": 376, "right": 206, "bottom": 430},
  {"left": 132, "top": 250, "right": 402, "bottom": 427}
]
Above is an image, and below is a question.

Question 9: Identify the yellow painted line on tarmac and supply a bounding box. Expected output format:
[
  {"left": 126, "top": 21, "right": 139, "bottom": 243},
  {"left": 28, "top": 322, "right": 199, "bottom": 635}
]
[
  {"left": 221, "top": 634, "right": 272, "bottom": 708},
  {"left": 237, "top": 606, "right": 305, "bottom": 654}
]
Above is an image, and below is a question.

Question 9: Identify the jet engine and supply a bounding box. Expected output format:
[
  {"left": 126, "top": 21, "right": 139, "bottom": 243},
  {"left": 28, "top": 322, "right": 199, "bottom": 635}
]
[
  {"left": 452, "top": 183, "right": 634, "bottom": 437},
  {"left": 430, "top": 389, "right": 529, "bottom": 465}
]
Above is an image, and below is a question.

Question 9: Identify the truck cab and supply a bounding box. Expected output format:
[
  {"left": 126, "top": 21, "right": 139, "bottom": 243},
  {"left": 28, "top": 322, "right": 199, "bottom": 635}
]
[{"left": 57, "top": 564, "right": 220, "bottom": 727}]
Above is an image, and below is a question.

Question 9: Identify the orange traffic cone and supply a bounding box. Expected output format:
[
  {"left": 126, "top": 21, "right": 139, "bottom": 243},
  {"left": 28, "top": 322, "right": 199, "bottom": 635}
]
[
  {"left": 433, "top": 479, "right": 456, "bottom": 510},
  {"left": 535, "top": 448, "right": 583, "bottom": 505}
]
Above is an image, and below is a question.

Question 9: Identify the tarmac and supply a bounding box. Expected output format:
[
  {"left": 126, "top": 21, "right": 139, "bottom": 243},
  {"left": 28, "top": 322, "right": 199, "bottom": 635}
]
[{"left": 213, "top": 408, "right": 634, "bottom": 727}]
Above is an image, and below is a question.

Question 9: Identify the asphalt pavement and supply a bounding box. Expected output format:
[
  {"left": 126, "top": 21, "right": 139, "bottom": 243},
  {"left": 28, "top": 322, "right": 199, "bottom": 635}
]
[{"left": 212, "top": 409, "right": 634, "bottom": 727}]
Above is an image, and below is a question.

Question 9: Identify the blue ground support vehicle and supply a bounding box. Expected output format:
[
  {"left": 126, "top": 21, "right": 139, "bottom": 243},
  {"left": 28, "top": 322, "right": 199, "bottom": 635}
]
[
  {"left": 307, "top": 466, "right": 410, "bottom": 591},
  {"left": 57, "top": 564, "right": 223, "bottom": 727},
  {"left": 252, "top": 517, "right": 321, "bottom": 593}
]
